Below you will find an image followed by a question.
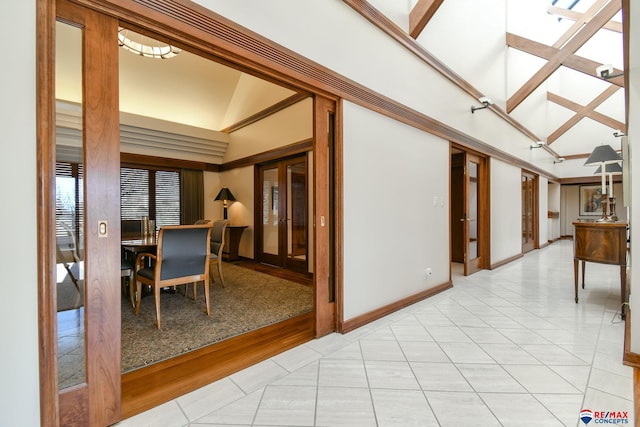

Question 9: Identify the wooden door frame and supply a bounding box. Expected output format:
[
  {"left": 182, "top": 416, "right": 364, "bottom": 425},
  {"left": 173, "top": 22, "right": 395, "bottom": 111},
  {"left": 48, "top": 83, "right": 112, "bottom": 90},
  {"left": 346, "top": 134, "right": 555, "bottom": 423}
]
[
  {"left": 39, "top": 1, "right": 122, "bottom": 426},
  {"left": 450, "top": 144, "right": 490, "bottom": 275},
  {"left": 521, "top": 170, "right": 539, "bottom": 253},
  {"left": 39, "top": 0, "right": 341, "bottom": 422},
  {"left": 254, "top": 154, "right": 310, "bottom": 273}
]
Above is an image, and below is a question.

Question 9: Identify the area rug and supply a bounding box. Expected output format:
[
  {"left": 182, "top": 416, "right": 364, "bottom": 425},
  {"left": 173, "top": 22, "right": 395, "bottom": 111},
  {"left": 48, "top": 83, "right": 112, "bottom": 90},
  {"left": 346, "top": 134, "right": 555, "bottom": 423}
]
[{"left": 121, "top": 262, "right": 313, "bottom": 372}]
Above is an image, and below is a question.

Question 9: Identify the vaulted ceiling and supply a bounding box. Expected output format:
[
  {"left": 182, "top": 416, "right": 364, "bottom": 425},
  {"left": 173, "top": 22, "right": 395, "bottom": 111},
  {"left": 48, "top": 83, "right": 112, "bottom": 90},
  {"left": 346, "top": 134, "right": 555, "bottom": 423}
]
[{"left": 56, "top": 0, "right": 626, "bottom": 176}]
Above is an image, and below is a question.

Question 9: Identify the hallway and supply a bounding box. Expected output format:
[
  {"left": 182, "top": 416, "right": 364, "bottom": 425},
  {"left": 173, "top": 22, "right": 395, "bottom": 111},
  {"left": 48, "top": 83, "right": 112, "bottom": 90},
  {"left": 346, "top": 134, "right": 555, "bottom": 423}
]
[{"left": 115, "top": 240, "right": 633, "bottom": 426}]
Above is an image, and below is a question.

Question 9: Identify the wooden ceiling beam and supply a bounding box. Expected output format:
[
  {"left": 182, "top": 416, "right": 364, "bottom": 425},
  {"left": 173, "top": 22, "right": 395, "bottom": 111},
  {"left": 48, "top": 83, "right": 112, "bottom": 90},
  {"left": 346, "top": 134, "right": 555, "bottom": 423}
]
[
  {"left": 409, "top": 0, "right": 444, "bottom": 39},
  {"left": 506, "top": 0, "right": 621, "bottom": 113},
  {"left": 546, "top": 86, "right": 625, "bottom": 144},
  {"left": 547, "top": 5, "right": 622, "bottom": 33},
  {"left": 507, "top": 33, "right": 624, "bottom": 87},
  {"left": 551, "top": 0, "right": 609, "bottom": 48}
]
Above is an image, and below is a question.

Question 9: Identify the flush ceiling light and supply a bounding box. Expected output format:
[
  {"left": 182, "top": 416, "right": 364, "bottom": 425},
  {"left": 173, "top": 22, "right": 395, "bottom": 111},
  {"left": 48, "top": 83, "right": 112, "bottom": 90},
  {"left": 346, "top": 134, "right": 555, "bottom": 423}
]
[{"left": 118, "top": 28, "right": 181, "bottom": 59}]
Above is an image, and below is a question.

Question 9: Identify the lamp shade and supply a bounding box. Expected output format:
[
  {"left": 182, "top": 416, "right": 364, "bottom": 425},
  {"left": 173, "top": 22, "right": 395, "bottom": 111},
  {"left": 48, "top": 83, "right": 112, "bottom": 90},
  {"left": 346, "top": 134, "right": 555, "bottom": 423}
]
[
  {"left": 584, "top": 145, "right": 621, "bottom": 166},
  {"left": 214, "top": 187, "right": 236, "bottom": 202},
  {"left": 594, "top": 162, "right": 623, "bottom": 174}
]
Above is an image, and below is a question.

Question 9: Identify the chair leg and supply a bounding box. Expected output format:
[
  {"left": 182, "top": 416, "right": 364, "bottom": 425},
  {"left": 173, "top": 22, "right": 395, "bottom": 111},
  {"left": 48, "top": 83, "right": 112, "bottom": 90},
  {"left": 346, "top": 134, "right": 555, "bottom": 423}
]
[
  {"left": 154, "top": 285, "right": 161, "bottom": 329},
  {"left": 134, "top": 280, "right": 142, "bottom": 315},
  {"left": 203, "top": 278, "right": 210, "bottom": 316},
  {"left": 218, "top": 261, "right": 225, "bottom": 288}
]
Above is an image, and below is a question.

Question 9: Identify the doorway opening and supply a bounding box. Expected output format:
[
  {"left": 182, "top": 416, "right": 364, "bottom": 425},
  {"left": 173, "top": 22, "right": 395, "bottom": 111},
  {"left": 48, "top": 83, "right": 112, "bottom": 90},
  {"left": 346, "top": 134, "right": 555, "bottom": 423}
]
[{"left": 450, "top": 146, "right": 489, "bottom": 276}]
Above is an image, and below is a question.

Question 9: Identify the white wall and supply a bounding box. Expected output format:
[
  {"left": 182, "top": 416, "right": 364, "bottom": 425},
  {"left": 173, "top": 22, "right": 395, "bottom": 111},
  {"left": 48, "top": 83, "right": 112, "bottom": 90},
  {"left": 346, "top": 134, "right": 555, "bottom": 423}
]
[
  {"left": 547, "top": 182, "right": 561, "bottom": 241},
  {"left": 204, "top": 99, "right": 313, "bottom": 260},
  {"left": 0, "top": 1, "right": 40, "bottom": 425},
  {"left": 490, "top": 159, "right": 522, "bottom": 263},
  {"left": 627, "top": 0, "right": 640, "bottom": 353},
  {"left": 342, "top": 102, "right": 449, "bottom": 320},
  {"left": 560, "top": 183, "right": 627, "bottom": 236}
]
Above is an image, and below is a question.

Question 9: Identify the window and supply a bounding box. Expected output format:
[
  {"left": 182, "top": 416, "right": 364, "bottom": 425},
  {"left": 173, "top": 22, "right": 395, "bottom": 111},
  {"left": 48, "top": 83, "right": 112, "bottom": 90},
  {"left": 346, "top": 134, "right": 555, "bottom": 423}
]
[
  {"left": 55, "top": 162, "right": 83, "bottom": 243},
  {"left": 120, "top": 167, "right": 180, "bottom": 229}
]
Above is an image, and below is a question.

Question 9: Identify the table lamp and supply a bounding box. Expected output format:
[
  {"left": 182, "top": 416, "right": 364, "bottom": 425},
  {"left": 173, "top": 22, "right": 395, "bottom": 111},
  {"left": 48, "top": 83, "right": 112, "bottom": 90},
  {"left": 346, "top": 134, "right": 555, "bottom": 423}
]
[
  {"left": 214, "top": 187, "right": 236, "bottom": 220},
  {"left": 584, "top": 145, "right": 621, "bottom": 220},
  {"left": 594, "top": 162, "right": 622, "bottom": 221}
]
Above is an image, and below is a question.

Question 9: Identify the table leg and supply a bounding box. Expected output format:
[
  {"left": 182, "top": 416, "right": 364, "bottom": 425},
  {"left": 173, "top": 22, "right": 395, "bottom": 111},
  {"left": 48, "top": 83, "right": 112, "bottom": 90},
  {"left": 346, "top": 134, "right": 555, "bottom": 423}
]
[
  {"left": 581, "top": 260, "right": 586, "bottom": 289},
  {"left": 573, "top": 258, "right": 579, "bottom": 303}
]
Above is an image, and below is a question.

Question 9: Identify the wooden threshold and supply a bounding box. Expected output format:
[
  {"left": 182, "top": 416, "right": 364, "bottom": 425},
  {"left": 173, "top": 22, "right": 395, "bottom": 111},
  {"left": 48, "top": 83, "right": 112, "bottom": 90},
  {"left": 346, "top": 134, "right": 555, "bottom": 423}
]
[
  {"left": 121, "top": 311, "right": 314, "bottom": 419},
  {"left": 233, "top": 258, "right": 313, "bottom": 286}
]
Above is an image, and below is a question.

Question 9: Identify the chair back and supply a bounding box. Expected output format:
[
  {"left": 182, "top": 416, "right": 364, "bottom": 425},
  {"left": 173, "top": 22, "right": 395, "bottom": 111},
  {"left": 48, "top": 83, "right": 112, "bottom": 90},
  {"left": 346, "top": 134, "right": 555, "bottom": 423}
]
[
  {"left": 194, "top": 219, "right": 211, "bottom": 225},
  {"left": 156, "top": 224, "right": 212, "bottom": 281},
  {"left": 210, "top": 220, "right": 228, "bottom": 257}
]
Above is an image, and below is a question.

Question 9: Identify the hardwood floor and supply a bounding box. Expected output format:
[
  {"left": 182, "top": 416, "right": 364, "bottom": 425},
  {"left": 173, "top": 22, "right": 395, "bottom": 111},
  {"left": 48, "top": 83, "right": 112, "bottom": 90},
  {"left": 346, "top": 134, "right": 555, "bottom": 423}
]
[
  {"left": 120, "top": 259, "right": 315, "bottom": 419},
  {"left": 233, "top": 259, "right": 313, "bottom": 286}
]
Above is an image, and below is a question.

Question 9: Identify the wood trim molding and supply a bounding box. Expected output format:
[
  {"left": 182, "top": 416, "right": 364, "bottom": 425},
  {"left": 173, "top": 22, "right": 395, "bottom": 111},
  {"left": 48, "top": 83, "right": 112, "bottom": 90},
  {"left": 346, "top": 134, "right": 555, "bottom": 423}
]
[
  {"left": 221, "top": 93, "right": 309, "bottom": 134},
  {"left": 409, "top": 0, "right": 444, "bottom": 39},
  {"left": 342, "top": 0, "right": 544, "bottom": 144},
  {"left": 623, "top": 311, "right": 640, "bottom": 368},
  {"left": 37, "top": 0, "right": 60, "bottom": 424},
  {"left": 559, "top": 175, "right": 623, "bottom": 185},
  {"left": 490, "top": 253, "right": 524, "bottom": 270},
  {"left": 339, "top": 281, "right": 453, "bottom": 333},
  {"left": 122, "top": 313, "right": 314, "bottom": 417},
  {"left": 75, "top": 0, "right": 558, "bottom": 178},
  {"left": 120, "top": 152, "right": 219, "bottom": 172},
  {"left": 220, "top": 139, "right": 313, "bottom": 171}
]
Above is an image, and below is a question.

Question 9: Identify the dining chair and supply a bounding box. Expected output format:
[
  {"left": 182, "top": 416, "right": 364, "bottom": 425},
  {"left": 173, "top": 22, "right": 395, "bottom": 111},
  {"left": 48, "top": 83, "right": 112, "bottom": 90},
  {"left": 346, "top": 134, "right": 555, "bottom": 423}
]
[
  {"left": 134, "top": 223, "right": 212, "bottom": 329},
  {"left": 209, "top": 220, "right": 229, "bottom": 288},
  {"left": 194, "top": 219, "right": 211, "bottom": 225}
]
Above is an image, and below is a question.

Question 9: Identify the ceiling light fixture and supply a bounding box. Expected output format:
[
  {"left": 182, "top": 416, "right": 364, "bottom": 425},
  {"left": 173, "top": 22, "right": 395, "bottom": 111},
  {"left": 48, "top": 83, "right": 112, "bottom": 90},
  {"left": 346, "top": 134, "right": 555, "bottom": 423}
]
[
  {"left": 471, "top": 96, "right": 493, "bottom": 113},
  {"left": 554, "top": 157, "right": 565, "bottom": 164},
  {"left": 118, "top": 28, "right": 181, "bottom": 59}
]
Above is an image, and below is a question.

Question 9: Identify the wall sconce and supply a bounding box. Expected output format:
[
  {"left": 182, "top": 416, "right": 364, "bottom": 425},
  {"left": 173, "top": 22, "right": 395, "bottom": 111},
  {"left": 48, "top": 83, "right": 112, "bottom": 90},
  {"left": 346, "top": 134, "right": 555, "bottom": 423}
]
[
  {"left": 214, "top": 187, "right": 236, "bottom": 220},
  {"left": 595, "top": 64, "right": 623, "bottom": 80},
  {"left": 471, "top": 96, "right": 493, "bottom": 113},
  {"left": 584, "top": 145, "right": 621, "bottom": 221},
  {"left": 553, "top": 157, "right": 565, "bottom": 164},
  {"left": 530, "top": 141, "right": 545, "bottom": 150},
  {"left": 613, "top": 130, "right": 626, "bottom": 138}
]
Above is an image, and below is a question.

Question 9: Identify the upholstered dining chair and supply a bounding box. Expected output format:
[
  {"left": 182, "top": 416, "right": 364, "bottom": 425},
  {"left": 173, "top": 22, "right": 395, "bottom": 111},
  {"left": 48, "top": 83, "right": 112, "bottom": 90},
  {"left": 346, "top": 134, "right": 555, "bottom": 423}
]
[
  {"left": 209, "top": 220, "right": 228, "bottom": 288},
  {"left": 194, "top": 219, "right": 211, "bottom": 225},
  {"left": 134, "top": 223, "right": 212, "bottom": 329}
]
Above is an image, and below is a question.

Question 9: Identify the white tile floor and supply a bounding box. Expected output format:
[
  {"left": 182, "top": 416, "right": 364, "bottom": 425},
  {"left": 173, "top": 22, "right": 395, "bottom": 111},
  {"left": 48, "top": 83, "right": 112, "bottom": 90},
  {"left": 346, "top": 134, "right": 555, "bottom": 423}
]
[{"left": 114, "top": 240, "right": 634, "bottom": 426}]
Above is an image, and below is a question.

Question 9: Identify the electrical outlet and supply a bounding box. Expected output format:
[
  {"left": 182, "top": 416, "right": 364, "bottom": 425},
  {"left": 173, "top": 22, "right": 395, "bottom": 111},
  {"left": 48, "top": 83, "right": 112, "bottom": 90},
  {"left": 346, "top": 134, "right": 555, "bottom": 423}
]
[{"left": 424, "top": 267, "right": 432, "bottom": 277}]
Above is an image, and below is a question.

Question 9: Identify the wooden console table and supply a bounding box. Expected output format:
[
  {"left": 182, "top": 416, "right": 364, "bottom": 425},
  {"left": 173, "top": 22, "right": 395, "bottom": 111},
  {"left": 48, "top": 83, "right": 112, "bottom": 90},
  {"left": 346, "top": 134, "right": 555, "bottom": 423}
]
[
  {"left": 573, "top": 220, "right": 628, "bottom": 318},
  {"left": 223, "top": 225, "right": 247, "bottom": 262}
]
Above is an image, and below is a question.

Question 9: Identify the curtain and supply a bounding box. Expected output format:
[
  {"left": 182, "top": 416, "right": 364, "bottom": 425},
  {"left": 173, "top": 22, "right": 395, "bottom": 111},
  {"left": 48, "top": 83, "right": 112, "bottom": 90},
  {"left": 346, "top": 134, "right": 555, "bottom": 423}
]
[{"left": 180, "top": 169, "right": 204, "bottom": 224}]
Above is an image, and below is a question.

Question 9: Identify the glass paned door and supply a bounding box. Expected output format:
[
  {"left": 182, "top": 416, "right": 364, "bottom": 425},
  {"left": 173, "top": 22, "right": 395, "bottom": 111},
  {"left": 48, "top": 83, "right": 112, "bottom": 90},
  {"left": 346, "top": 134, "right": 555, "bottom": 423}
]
[
  {"left": 464, "top": 153, "right": 483, "bottom": 275},
  {"left": 257, "top": 156, "right": 308, "bottom": 272},
  {"left": 522, "top": 172, "right": 537, "bottom": 253}
]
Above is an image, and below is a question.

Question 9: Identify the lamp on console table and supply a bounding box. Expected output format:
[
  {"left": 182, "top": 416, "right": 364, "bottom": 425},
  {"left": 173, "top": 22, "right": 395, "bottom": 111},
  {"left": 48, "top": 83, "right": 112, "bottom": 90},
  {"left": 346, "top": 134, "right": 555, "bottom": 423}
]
[
  {"left": 584, "top": 144, "right": 621, "bottom": 221},
  {"left": 214, "top": 187, "right": 236, "bottom": 220},
  {"left": 594, "top": 162, "right": 622, "bottom": 221}
]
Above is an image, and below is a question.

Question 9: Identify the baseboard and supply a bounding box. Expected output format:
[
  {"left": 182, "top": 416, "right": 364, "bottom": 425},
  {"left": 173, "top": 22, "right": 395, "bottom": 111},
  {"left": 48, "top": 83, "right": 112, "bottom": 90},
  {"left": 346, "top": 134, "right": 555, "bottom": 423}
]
[
  {"left": 338, "top": 281, "right": 453, "bottom": 334},
  {"left": 490, "top": 253, "right": 523, "bottom": 270}
]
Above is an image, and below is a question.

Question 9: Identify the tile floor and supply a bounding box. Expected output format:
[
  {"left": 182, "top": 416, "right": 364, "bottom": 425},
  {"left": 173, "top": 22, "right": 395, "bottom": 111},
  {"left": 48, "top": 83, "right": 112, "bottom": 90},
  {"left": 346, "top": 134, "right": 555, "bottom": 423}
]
[{"left": 114, "top": 240, "right": 633, "bottom": 426}]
